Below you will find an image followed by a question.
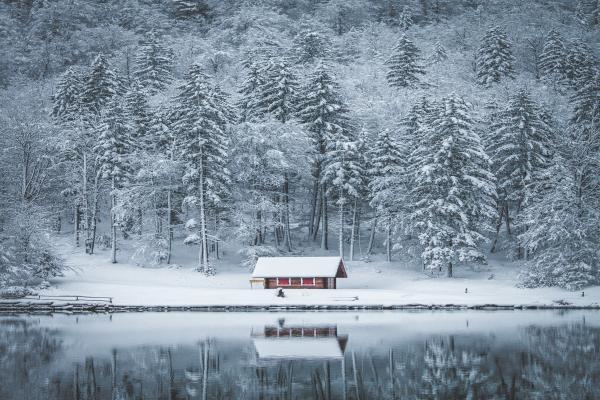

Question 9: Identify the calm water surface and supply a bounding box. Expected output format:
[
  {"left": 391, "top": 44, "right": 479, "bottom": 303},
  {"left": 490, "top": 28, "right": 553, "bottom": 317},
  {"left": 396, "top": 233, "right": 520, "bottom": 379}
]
[{"left": 1, "top": 310, "right": 598, "bottom": 400}]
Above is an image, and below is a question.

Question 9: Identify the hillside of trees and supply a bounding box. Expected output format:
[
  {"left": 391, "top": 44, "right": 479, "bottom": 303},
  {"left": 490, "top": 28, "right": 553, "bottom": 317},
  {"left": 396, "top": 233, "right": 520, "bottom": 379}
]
[{"left": 0, "top": 0, "right": 599, "bottom": 291}]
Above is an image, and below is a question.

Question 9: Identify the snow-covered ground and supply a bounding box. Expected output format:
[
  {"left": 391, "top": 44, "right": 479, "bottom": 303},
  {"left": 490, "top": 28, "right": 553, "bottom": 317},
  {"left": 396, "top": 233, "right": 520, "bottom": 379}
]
[{"left": 39, "top": 235, "right": 600, "bottom": 307}]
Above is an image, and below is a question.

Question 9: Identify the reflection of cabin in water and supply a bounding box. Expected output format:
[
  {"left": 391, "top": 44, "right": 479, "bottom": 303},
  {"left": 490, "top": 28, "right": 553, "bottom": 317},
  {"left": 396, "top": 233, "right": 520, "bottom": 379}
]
[
  {"left": 250, "top": 256, "right": 348, "bottom": 289},
  {"left": 252, "top": 324, "right": 348, "bottom": 360}
]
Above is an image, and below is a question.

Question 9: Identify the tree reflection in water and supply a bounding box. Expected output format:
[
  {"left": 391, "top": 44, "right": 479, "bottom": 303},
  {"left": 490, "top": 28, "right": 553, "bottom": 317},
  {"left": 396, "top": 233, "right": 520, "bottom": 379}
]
[{"left": 0, "top": 317, "right": 598, "bottom": 399}]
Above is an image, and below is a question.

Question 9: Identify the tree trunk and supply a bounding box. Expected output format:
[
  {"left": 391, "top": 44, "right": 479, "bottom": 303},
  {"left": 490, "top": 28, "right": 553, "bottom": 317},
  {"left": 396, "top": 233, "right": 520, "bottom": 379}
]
[
  {"left": 89, "top": 173, "right": 100, "bottom": 255},
  {"left": 309, "top": 175, "right": 319, "bottom": 238},
  {"left": 366, "top": 217, "right": 377, "bottom": 255},
  {"left": 110, "top": 176, "right": 117, "bottom": 264},
  {"left": 338, "top": 199, "right": 344, "bottom": 259},
  {"left": 490, "top": 204, "right": 505, "bottom": 253},
  {"left": 198, "top": 152, "right": 210, "bottom": 274},
  {"left": 82, "top": 151, "right": 89, "bottom": 240},
  {"left": 283, "top": 173, "right": 293, "bottom": 252},
  {"left": 447, "top": 261, "right": 453, "bottom": 278},
  {"left": 386, "top": 216, "right": 392, "bottom": 262},
  {"left": 74, "top": 204, "right": 80, "bottom": 247},
  {"left": 349, "top": 199, "right": 357, "bottom": 261},
  {"left": 321, "top": 185, "right": 328, "bottom": 250},
  {"left": 312, "top": 189, "right": 322, "bottom": 241},
  {"left": 166, "top": 187, "right": 172, "bottom": 264}
]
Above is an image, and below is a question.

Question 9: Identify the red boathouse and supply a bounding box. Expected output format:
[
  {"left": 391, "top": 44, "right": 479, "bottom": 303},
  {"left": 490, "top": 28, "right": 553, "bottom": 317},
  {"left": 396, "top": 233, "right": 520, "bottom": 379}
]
[{"left": 251, "top": 256, "right": 348, "bottom": 289}]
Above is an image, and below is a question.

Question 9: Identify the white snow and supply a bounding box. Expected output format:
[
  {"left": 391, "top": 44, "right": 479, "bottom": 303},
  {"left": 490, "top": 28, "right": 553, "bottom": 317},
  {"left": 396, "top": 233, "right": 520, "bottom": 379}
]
[
  {"left": 252, "top": 256, "right": 344, "bottom": 277},
  {"left": 35, "top": 235, "right": 600, "bottom": 308}
]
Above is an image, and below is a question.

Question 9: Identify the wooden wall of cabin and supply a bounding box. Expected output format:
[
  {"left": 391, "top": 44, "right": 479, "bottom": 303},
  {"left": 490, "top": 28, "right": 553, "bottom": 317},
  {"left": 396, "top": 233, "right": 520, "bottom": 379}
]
[{"left": 264, "top": 278, "right": 336, "bottom": 289}]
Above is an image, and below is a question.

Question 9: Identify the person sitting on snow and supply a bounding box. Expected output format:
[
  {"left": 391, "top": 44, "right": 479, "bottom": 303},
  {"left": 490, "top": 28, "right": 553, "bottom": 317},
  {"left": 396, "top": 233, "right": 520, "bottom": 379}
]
[{"left": 277, "top": 288, "right": 285, "bottom": 298}]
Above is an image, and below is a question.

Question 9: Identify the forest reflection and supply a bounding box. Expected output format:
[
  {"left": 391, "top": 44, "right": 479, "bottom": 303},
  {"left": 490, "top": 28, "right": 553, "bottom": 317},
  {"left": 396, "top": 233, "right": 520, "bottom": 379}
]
[{"left": 0, "top": 316, "right": 599, "bottom": 400}]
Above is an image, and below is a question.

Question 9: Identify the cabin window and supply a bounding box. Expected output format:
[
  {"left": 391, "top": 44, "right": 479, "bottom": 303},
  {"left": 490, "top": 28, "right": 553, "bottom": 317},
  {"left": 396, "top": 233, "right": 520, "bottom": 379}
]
[
  {"left": 291, "top": 278, "right": 301, "bottom": 286},
  {"left": 277, "top": 278, "right": 290, "bottom": 286},
  {"left": 302, "top": 278, "right": 315, "bottom": 285}
]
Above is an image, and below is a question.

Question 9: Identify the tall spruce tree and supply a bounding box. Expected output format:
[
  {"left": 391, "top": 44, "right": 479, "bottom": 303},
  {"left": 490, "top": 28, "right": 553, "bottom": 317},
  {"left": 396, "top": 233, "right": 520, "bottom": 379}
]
[
  {"left": 538, "top": 29, "right": 567, "bottom": 84},
  {"left": 134, "top": 31, "right": 174, "bottom": 94},
  {"left": 52, "top": 67, "right": 84, "bottom": 120},
  {"left": 82, "top": 53, "right": 120, "bottom": 115},
  {"left": 124, "top": 81, "right": 152, "bottom": 151},
  {"left": 564, "top": 40, "right": 597, "bottom": 89},
  {"left": 255, "top": 58, "right": 299, "bottom": 123},
  {"left": 297, "top": 64, "right": 351, "bottom": 249},
  {"left": 237, "top": 56, "right": 264, "bottom": 122},
  {"left": 385, "top": 34, "right": 425, "bottom": 88},
  {"left": 487, "top": 90, "right": 553, "bottom": 256},
  {"left": 321, "top": 126, "right": 364, "bottom": 259},
  {"left": 174, "top": 64, "right": 232, "bottom": 274},
  {"left": 476, "top": 26, "right": 515, "bottom": 86},
  {"left": 410, "top": 94, "right": 496, "bottom": 277},
  {"left": 368, "top": 129, "right": 403, "bottom": 262},
  {"left": 94, "top": 99, "right": 135, "bottom": 263}
]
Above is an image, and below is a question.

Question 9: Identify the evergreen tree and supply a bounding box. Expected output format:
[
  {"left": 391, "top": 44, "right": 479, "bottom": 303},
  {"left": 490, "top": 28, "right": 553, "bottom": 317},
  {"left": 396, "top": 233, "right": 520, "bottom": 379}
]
[
  {"left": 564, "top": 40, "right": 597, "bottom": 89},
  {"left": 476, "top": 26, "right": 515, "bottom": 86},
  {"left": 174, "top": 64, "right": 232, "bottom": 274},
  {"left": 410, "top": 94, "right": 496, "bottom": 277},
  {"left": 124, "top": 81, "right": 152, "bottom": 151},
  {"left": 293, "top": 30, "right": 330, "bottom": 64},
  {"left": 368, "top": 129, "right": 403, "bottom": 261},
  {"left": 321, "top": 125, "right": 364, "bottom": 258},
  {"left": 237, "top": 56, "right": 264, "bottom": 122},
  {"left": 255, "top": 58, "right": 299, "bottom": 123},
  {"left": 133, "top": 31, "right": 174, "bottom": 94},
  {"left": 398, "top": 6, "right": 413, "bottom": 31},
  {"left": 538, "top": 29, "right": 567, "bottom": 84},
  {"left": 94, "top": 99, "right": 135, "bottom": 263},
  {"left": 576, "top": 0, "right": 599, "bottom": 28},
  {"left": 297, "top": 64, "right": 351, "bottom": 248},
  {"left": 520, "top": 155, "right": 599, "bottom": 291},
  {"left": 428, "top": 41, "right": 448, "bottom": 65},
  {"left": 52, "top": 67, "right": 84, "bottom": 121},
  {"left": 487, "top": 90, "right": 553, "bottom": 256},
  {"left": 82, "top": 53, "right": 120, "bottom": 115},
  {"left": 571, "top": 72, "right": 600, "bottom": 126},
  {"left": 385, "top": 34, "right": 425, "bottom": 88}
]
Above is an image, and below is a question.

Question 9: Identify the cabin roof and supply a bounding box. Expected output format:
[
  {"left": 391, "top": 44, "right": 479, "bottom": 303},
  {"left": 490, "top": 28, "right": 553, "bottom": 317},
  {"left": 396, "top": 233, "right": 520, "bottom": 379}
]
[{"left": 251, "top": 256, "right": 347, "bottom": 278}]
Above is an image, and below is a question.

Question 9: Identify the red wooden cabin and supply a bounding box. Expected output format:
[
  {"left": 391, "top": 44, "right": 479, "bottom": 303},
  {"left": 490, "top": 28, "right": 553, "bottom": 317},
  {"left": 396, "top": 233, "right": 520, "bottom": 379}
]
[{"left": 251, "top": 257, "right": 348, "bottom": 289}]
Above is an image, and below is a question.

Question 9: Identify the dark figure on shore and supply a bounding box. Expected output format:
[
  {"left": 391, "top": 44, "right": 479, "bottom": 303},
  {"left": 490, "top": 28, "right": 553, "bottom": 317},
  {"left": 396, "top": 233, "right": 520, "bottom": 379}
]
[{"left": 277, "top": 288, "right": 285, "bottom": 298}]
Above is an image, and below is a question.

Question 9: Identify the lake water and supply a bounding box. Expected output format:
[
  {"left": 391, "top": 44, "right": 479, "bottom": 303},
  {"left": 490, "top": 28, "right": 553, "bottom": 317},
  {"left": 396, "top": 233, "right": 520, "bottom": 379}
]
[{"left": 1, "top": 310, "right": 598, "bottom": 400}]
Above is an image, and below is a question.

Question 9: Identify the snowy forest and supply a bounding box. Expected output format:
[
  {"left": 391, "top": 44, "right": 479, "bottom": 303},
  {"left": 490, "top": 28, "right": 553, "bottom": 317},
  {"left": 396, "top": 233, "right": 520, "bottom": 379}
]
[{"left": 0, "top": 0, "right": 599, "bottom": 291}]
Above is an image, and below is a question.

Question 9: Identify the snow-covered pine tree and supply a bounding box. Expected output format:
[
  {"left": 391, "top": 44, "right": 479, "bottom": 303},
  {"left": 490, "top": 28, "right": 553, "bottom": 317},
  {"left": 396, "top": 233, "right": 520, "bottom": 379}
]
[
  {"left": 297, "top": 64, "right": 351, "bottom": 249},
  {"left": 133, "top": 31, "right": 174, "bottom": 94},
  {"left": 398, "top": 7, "right": 413, "bottom": 31},
  {"left": 571, "top": 72, "right": 600, "bottom": 126},
  {"left": 82, "top": 53, "right": 120, "bottom": 115},
  {"left": 255, "top": 57, "right": 299, "bottom": 123},
  {"left": 321, "top": 125, "right": 364, "bottom": 259},
  {"left": 411, "top": 94, "right": 496, "bottom": 277},
  {"left": 52, "top": 67, "right": 84, "bottom": 120},
  {"left": 174, "top": 64, "right": 232, "bottom": 274},
  {"left": 520, "top": 154, "right": 599, "bottom": 291},
  {"left": 385, "top": 34, "right": 425, "bottom": 88},
  {"left": 94, "top": 98, "right": 135, "bottom": 263},
  {"left": 428, "top": 41, "right": 448, "bottom": 65},
  {"left": 538, "top": 29, "right": 567, "bottom": 84},
  {"left": 237, "top": 55, "right": 264, "bottom": 123},
  {"left": 476, "top": 26, "right": 515, "bottom": 86},
  {"left": 576, "top": 0, "right": 599, "bottom": 28},
  {"left": 486, "top": 90, "right": 553, "bottom": 256},
  {"left": 124, "top": 81, "right": 152, "bottom": 152},
  {"left": 293, "top": 30, "right": 330, "bottom": 65},
  {"left": 564, "top": 40, "right": 597, "bottom": 90},
  {"left": 368, "top": 129, "right": 403, "bottom": 262}
]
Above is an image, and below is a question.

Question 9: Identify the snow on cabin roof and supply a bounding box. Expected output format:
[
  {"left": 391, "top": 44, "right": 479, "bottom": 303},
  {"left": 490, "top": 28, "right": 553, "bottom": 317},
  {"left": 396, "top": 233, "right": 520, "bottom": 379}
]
[
  {"left": 253, "top": 337, "right": 345, "bottom": 359},
  {"left": 251, "top": 256, "right": 347, "bottom": 278}
]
